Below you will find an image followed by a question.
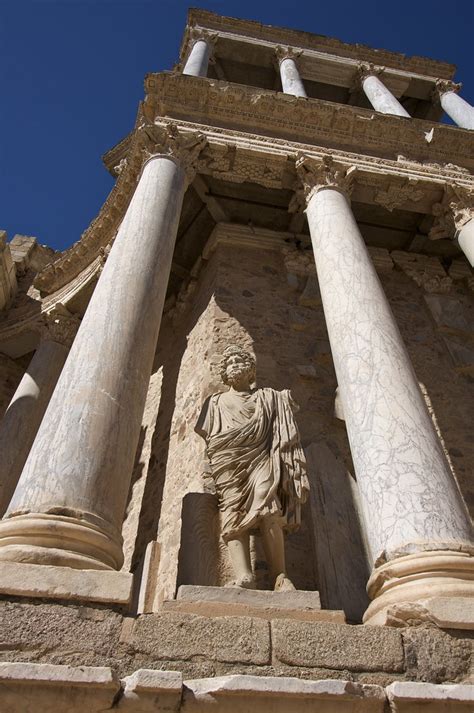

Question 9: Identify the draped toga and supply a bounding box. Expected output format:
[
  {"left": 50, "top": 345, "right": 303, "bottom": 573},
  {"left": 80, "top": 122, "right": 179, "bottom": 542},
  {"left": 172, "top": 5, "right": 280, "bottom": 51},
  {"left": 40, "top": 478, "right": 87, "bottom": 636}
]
[{"left": 195, "top": 388, "right": 309, "bottom": 543}]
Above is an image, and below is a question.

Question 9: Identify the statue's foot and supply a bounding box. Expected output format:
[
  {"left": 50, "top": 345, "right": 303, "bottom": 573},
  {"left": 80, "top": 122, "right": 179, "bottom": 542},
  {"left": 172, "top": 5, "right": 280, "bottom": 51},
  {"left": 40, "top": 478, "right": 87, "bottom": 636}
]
[
  {"left": 274, "top": 573, "right": 296, "bottom": 592},
  {"left": 225, "top": 574, "right": 257, "bottom": 589}
]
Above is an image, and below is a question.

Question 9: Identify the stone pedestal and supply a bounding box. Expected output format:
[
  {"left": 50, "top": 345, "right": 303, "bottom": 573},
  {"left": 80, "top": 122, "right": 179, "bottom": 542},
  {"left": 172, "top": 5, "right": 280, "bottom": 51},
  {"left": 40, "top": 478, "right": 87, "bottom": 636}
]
[
  {"left": 436, "top": 80, "right": 474, "bottom": 130},
  {"left": 296, "top": 156, "right": 474, "bottom": 624},
  {"left": 358, "top": 65, "right": 410, "bottom": 118},
  {"left": 275, "top": 47, "right": 307, "bottom": 98},
  {"left": 0, "top": 129, "right": 204, "bottom": 571},
  {"left": 0, "top": 314, "right": 76, "bottom": 516}
]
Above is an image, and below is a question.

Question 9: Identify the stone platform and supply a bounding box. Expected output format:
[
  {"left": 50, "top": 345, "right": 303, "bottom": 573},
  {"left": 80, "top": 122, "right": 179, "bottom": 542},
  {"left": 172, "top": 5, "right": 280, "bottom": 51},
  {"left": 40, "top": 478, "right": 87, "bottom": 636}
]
[{"left": 162, "top": 585, "right": 345, "bottom": 623}]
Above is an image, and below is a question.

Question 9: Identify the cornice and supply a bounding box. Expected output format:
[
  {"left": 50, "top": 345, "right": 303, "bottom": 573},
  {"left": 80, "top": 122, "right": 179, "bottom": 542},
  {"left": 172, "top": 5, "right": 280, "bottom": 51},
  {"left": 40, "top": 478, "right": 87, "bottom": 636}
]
[
  {"left": 186, "top": 9, "right": 455, "bottom": 80},
  {"left": 145, "top": 73, "right": 474, "bottom": 170}
]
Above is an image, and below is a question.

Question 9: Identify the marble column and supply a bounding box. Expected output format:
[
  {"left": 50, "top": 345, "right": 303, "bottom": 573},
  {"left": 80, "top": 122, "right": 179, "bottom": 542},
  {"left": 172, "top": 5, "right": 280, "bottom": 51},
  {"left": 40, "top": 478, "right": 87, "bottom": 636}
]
[
  {"left": 182, "top": 29, "right": 217, "bottom": 78},
  {"left": 296, "top": 155, "right": 473, "bottom": 624},
  {"left": 0, "top": 312, "right": 78, "bottom": 517},
  {"left": 275, "top": 46, "right": 307, "bottom": 98},
  {"left": 0, "top": 127, "right": 206, "bottom": 571},
  {"left": 357, "top": 63, "right": 410, "bottom": 118},
  {"left": 435, "top": 80, "right": 474, "bottom": 130}
]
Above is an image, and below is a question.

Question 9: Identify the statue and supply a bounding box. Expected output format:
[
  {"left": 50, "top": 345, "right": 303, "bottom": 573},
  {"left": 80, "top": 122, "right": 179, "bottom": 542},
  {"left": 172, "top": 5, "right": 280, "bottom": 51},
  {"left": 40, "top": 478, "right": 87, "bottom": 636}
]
[{"left": 195, "top": 345, "right": 309, "bottom": 591}]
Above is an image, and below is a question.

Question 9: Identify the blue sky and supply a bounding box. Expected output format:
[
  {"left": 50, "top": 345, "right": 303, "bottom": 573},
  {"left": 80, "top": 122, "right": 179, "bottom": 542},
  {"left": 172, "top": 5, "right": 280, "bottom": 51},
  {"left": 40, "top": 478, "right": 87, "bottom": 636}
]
[{"left": 1, "top": 0, "right": 473, "bottom": 252}]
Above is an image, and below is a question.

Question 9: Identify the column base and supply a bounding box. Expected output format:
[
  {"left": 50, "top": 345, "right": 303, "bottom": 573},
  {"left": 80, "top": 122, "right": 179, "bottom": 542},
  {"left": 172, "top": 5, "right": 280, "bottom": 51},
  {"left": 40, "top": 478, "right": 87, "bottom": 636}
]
[
  {"left": 364, "top": 550, "right": 474, "bottom": 628},
  {"left": 0, "top": 513, "right": 124, "bottom": 570}
]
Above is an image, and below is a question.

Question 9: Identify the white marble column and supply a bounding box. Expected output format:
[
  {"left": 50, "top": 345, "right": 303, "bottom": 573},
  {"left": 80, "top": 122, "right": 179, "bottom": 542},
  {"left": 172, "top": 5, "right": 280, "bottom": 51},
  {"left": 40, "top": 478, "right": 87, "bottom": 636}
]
[
  {"left": 0, "top": 127, "right": 205, "bottom": 571},
  {"left": 296, "top": 155, "right": 473, "bottom": 624},
  {"left": 0, "top": 312, "right": 78, "bottom": 517},
  {"left": 182, "top": 29, "right": 217, "bottom": 78},
  {"left": 435, "top": 80, "right": 474, "bottom": 130},
  {"left": 357, "top": 63, "right": 410, "bottom": 118},
  {"left": 457, "top": 218, "right": 474, "bottom": 266},
  {"left": 275, "top": 46, "right": 307, "bottom": 98}
]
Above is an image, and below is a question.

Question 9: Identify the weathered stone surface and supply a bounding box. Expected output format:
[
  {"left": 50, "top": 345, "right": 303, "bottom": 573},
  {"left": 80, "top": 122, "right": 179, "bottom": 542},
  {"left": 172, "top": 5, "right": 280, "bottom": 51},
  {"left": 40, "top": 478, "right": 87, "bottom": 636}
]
[
  {"left": 183, "top": 674, "right": 386, "bottom": 712},
  {"left": 131, "top": 613, "right": 271, "bottom": 665},
  {"left": 118, "top": 669, "right": 183, "bottom": 711},
  {"left": 0, "top": 662, "right": 119, "bottom": 713},
  {"left": 402, "top": 627, "right": 473, "bottom": 684},
  {"left": 272, "top": 620, "right": 404, "bottom": 672},
  {"left": 0, "top": 561, "right": 133, "bottom": 605},
  {"left": 0, "top": 601, "right": 123, "bottom": 660},
  {"left": 386, "top": 680, "right": 474, "bottom": 712}
]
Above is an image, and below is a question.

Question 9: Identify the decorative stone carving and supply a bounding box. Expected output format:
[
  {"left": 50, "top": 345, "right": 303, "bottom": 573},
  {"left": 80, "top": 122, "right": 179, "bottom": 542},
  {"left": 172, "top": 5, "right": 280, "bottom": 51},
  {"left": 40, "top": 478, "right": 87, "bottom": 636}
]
[
  {"left": 35, "top": 307, "right": 80, "bottom": 349},
  {"left": 429, "top": 185, "right": 474, "bottom": 240},
  {"left": 374, "top": 179, "right": 424, "bottom": 212},
  {"left": 290, "top": 155, "right": 356, "bottom": 212},
  {"left": 274, "top": 45, "right": 303, "bottom": 68},
  {"left": 351, "top": 62, "right": 385, "bottom": 92},
  {"left": 188, "top": 27, "right": 218, "bottom": 51},
  {"left": 143, "top": 123, "right": 207, "bottom": 185},
  {"left": 195, "top": 345, "right": 309, "bottom": 591},
  {"left": 432, "top": 79, "right": 462, "bottom": 103}
]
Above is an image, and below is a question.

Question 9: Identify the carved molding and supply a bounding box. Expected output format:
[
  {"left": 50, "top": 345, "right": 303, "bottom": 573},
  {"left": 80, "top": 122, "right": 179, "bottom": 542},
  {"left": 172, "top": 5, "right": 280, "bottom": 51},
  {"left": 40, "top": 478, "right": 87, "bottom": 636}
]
[
  {"left": 429, "top": 185, "right": 474, "bottom": 240},
  {"left": 292, "top": 155, "right": 357, "bottom": 210},
  {"left": 374, "top": 179, "right": 425, "bottom": 212},
  {"left": 351, "top": 61, "right": 385, "bottom": 92}
]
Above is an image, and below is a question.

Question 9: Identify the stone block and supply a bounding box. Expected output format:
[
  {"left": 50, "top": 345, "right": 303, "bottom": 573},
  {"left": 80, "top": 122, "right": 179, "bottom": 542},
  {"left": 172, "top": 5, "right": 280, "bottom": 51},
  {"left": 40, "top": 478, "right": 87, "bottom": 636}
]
[
  {"left": 0, "top": 601, "right": 123, "bottom": 659},
  {"left": 402, "top": 626, "right": 472, "bottom": 684},
  {"left": 182, "top": 674, "right": 386, "bottom": 712},
  {"left": 119, "top": 669, "right": 183, "bottom": 711},
  {"left": 0, "top": 662, "right": 119, "bottom": 713},
  {"left": 422, "top": 596, "right": 474, "bottom": 630},
  {"left": 424, "top": 294, "right": 473, "bottom": 335},
  {"left": 163, "top": 585, "right": 344, "bottom": 624},
  {"left": 386, "top": 681, "right": 474, "bottom": 712},
  {"left": 272, "top": 620, "right": 404, "bottom": 672},
  {"left": 131, "top": 613, "right": 271, "bottom": 665},
  {"left": 368, "top": 246, "right": 393, "bottom": 271},
  {"left": 0, "top": 560, "right": 133, "bottom": 605}
]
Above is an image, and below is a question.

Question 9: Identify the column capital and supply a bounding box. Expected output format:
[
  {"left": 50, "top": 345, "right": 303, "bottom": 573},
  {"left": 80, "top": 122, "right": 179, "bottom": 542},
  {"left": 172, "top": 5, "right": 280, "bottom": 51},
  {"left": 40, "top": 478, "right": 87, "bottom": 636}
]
[
  {"left": 429, "top": 185, "right": 474, "bottom": 240},
  {"left": 189, "top": 27, "right": 218, "bottom": 51},
  {"left": 142, "top": 124, "right": 207, "bottom": 185},
  {"left": 35, "top": 307, "right": 80, "bottom": 349},
  {"left": 291, "top": 155, "right": 357, "bottom": 211},
  {"left": 432, "top": 78, "right": 462, "bottom": 103},
  {"left": 274, "top": 45, "right": 303, "bottom": 70},
  {"left": 351, "top": 61, "right": 385, "bottom": 91}
]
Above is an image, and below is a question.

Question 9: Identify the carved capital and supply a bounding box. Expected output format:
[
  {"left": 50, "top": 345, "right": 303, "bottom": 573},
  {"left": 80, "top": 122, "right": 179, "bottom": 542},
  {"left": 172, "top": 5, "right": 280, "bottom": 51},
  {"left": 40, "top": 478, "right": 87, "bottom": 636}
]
[
  {"left": 432, "top": 78, "right": 462, "bottom": 103},
  {"left": 429, "top": 185, "right": 474, "bottom": 240},
  {"left": 189, "top": 28, "right": 218, "bottom": 51},
  {"left": 351, "top": 61, "right": 385, "bottom": 92},
  {"left": 35, "top": 306, "right": 80, "bottom": 348},
  {"left": 274, "top": 45, "right": 303, "bottom": 70},
  {"left": 291, "top": 155, "right": 357, "bottom": 212},
  {"left": 142, "top": 124, "right": 207, "bottom": 185},
  {"left": 374, "top": 179, "right": 425, "bottom": 212}
]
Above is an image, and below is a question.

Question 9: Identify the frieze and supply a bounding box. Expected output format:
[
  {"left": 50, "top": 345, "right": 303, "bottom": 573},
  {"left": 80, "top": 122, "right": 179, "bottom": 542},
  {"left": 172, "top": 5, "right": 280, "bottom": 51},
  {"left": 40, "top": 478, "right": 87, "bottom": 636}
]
[
  {"left": 374, "top": 179, "right": 425, "bottom": 212},
  {"left": 145, "top": 73, "right": 474, "bottom": 170}
]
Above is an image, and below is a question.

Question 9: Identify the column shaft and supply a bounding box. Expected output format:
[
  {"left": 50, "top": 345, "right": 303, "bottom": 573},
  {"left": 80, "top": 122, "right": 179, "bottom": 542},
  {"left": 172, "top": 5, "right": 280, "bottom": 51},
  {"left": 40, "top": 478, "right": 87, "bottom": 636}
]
[
  {"left": 457, "top": 218, "right": 474, "bottom": 266},
  {"left": 362, "top": 75, "right": 410, "bottom": 117},
  {"left": 279, "top": 58, "right": 307, "bottom": 98},
  {"left": 0, "top": 154, "right": 186, "bottom": 570},
  {"left": 0, "top": 339, "right": 69, "bottom": 516},
  {"left": 183, "top": 39, "right": 210, "bottom": 77},
  {"left": 440, "top": 91, "right": 474, "bottom": 130},
  {"left": 306, "top": 188, "right": 472, "bottom": 566}
]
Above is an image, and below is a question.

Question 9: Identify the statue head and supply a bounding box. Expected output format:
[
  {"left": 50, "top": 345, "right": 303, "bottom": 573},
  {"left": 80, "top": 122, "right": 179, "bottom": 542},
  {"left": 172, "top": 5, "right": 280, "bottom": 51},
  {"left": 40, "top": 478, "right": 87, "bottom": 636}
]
[{"left": 219, "top": 345, "right": 256, "bottom": 388}]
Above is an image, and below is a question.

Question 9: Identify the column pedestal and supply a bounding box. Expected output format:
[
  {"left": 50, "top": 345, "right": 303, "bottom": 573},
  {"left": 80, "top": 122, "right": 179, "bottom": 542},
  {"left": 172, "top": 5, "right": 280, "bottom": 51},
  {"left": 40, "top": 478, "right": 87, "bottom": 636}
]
[
  {"left": 297, "top": 156, "right": 474, "bottom": 625},
  {"left": 0, "top": 130, "right": 204, "bottom": 573}
]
